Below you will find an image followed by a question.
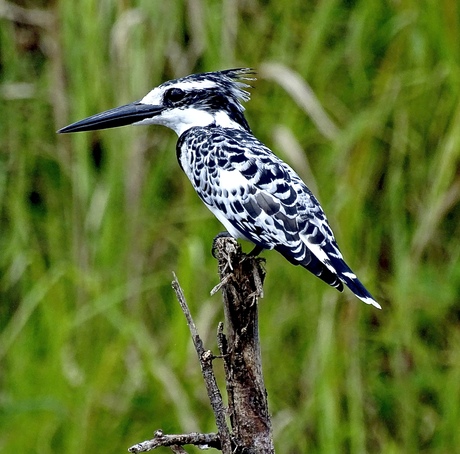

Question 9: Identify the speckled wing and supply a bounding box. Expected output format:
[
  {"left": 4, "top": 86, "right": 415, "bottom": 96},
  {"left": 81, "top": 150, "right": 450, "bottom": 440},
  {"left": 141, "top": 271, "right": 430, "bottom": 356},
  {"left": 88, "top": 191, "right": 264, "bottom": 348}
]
[{"left": 177, "top": 126, "right": 379, "bottom": 308}]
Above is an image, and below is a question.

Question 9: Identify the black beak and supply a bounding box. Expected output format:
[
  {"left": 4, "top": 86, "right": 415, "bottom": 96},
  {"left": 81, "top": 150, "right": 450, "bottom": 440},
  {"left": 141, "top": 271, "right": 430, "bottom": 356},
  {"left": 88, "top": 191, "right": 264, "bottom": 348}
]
[{"left": 57, "top": 102, "right": 164, "bottom": 133}]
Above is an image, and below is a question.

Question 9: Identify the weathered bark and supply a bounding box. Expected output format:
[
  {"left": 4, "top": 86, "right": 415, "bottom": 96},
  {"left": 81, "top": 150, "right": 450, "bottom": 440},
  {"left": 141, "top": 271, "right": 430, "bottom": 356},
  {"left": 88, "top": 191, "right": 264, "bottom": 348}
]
[
  {"left": 213, "top": 236, "right": 274, "bottom": 453},
  {"left": 129, "top": 236, "right": 274, "bottom": 453}
]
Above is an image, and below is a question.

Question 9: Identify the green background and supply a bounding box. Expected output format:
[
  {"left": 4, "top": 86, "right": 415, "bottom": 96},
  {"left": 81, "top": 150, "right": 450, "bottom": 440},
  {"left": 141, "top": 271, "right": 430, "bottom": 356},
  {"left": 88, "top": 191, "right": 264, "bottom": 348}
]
[{"left": 1, "top": 1, "right": 460, "bottom": 452}]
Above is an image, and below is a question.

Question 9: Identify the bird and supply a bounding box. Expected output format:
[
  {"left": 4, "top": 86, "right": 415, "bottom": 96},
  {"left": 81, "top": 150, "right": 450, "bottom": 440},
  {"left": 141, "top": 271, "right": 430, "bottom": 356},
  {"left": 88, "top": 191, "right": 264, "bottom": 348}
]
[{"left": 58, "top": 68, "right": 380, "bottom": 309}]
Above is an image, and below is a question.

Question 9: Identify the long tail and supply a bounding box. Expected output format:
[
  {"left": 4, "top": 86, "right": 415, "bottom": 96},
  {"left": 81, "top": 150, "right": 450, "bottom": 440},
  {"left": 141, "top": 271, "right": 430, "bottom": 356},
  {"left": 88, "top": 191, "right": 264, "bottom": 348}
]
[
  {"left": 275, "top": 243, "right": 381, "bottom": 309},
  {"left": 275, "top": 244, "right": 344, "bottom": 290},
  {"left": 333, "top": 259, "right": 381, "bottom": 309}
]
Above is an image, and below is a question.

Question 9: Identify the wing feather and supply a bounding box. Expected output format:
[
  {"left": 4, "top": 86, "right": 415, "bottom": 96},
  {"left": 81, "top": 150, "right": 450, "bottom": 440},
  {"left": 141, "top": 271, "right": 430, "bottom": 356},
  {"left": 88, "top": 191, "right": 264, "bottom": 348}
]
[{"left": 177, "top": 126, "right": 379, "bottom": 307}]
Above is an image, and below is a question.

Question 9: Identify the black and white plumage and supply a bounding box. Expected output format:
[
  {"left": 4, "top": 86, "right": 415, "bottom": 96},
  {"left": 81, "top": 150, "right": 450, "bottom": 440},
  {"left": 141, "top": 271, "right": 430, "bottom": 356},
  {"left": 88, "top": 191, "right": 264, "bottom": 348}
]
[{"left": 58, "top": 68, "right": 380, "bottom": 309}]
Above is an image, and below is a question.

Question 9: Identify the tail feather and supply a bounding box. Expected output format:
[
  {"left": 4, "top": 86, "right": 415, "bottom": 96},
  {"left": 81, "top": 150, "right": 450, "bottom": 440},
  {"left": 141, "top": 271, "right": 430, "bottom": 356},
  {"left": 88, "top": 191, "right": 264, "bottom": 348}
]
[
  {"left": 275, "top": 243, "right": 380, "bottom": 309},
  {"left": 333, "top": 259, "right": 381, "bottom": 309},
  {"left": 308, "top": 239, "right": 381, "bottom": 309},
  {"left": 275, "top": 244, "right": 344, "bottom": 291}
]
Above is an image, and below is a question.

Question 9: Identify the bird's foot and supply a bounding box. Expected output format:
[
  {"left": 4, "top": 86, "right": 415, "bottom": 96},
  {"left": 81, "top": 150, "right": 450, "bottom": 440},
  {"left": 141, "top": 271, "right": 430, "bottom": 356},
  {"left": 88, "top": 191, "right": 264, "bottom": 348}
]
[{"left": 211, "top": 231, "right": 234, "bottom": 258}]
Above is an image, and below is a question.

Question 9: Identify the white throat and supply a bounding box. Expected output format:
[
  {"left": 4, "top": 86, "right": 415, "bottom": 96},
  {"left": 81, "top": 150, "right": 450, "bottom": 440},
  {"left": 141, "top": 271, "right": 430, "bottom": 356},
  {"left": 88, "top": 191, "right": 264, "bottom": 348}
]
[{"left": 135, "top": 106, "right": 245, "bottom": 136}]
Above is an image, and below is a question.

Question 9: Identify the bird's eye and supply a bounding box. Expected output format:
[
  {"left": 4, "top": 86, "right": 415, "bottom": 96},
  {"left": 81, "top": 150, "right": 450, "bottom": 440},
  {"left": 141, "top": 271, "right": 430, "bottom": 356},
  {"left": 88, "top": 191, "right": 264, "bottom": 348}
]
[{"left": 165, "top": 88, "right": 185, "bottom": 104}]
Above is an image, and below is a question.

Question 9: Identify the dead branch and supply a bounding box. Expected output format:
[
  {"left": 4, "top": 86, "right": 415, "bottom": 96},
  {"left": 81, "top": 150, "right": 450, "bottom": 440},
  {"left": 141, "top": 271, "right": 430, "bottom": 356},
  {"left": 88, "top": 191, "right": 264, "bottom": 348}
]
[
  {"left": 172, "top": 274, "right": 233, "bottom": 453},
  {"left": 128, "top": 237, "right": 274, "bottom": 452},
  {"left": 213, "top": 236, "right": 274, "bottom": 453},
  {"left": 128, "top": 430, "right": 220, "bottom": 452}
]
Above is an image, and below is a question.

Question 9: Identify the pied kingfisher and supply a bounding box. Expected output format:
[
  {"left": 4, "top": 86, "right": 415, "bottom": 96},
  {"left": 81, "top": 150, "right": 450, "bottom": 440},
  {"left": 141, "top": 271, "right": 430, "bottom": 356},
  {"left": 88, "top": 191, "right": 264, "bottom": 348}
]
[{"left": 58, "top": 68, "right": 380, "bottom": 309}]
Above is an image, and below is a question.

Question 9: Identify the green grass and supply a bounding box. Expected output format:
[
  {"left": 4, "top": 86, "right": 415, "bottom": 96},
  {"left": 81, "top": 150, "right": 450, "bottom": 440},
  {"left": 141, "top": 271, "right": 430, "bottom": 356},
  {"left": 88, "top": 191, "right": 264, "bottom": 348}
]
[{"left": 1, "top": 1, "right": 460, "bottom": 452}]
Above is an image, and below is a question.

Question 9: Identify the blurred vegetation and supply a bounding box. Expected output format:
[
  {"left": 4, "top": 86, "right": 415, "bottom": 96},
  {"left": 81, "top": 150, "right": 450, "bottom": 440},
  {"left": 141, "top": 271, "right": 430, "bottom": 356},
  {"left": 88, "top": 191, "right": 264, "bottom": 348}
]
[{"left": 1, "top": 0, "right": 460, "bottom": 452}]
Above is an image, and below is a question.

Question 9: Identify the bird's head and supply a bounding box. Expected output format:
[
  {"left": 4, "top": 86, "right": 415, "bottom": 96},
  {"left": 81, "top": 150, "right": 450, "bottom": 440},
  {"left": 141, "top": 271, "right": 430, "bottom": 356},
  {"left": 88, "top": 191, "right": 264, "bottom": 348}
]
[{"left": 58, "top": 68, "right": 255, "bottom": 136}]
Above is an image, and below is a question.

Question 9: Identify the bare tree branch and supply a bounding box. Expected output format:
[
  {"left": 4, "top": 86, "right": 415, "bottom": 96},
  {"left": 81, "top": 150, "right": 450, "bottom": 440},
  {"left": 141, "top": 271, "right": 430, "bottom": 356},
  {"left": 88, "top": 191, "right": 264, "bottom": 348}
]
[
  {"left": 129, "top": 238, "right": 274, "bottom": 452},
  {"left": 171, "top": 274, "right": 233, "bottom": 453},
  {"left": 128, "top": 430, "right": 220, "bottom": 452},
  {"left": 213, "top": 236, "right": 274, "bottom": 453}
]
